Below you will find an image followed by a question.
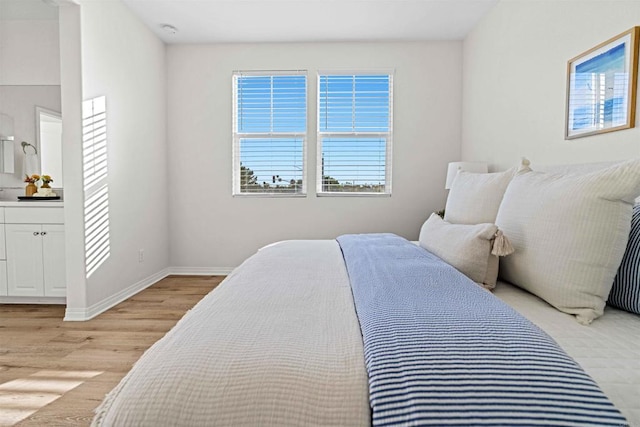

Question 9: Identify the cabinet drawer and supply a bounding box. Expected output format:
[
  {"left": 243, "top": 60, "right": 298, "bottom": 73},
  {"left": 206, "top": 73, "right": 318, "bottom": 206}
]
[
  {"left": 0, "top": 207, "right": 5, "bottom": 223},
  {"left": 5, "top": 207, "right": 64, "bottom": 224}
]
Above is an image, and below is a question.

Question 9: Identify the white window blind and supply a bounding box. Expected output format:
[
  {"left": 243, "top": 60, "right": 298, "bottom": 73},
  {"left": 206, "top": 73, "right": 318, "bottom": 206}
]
[
  {"left": 317, "top": 73, "right": 393, "bottom": 195},
  {"left": 233, "top": 71, "right": 307, "bottom": 196},
  {"left": 82, "top": 96, "right": 111, "bottom": 278}
]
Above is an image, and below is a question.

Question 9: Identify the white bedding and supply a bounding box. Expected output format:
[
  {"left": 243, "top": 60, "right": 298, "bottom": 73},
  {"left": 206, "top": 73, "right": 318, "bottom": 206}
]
[
  {"left": 494, "top": 281, "right": 640, "bottom": 426},
  {"left": 93, "top": 240, "right": 370, "bottom": 426}
]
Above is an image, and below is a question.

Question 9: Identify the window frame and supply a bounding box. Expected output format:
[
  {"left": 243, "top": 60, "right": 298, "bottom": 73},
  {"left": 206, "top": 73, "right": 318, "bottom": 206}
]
[
  {"left": 316, "top": 70, "right": 394, "bottom": 197},
  {"left": 232, "top": 70, "right": 308, "bottom": 197}
]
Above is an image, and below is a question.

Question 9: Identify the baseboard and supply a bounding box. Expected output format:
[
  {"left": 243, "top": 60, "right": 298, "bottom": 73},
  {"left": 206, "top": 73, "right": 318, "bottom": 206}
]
[
  {"left": 0, "top": 296, "right": 66, "bottom": 305},
  {"left": 167, "top": 266, "right": 234, "bottom": 276},
  {"left": 64, "top": 268, "right": 170, "bottom": 321}
]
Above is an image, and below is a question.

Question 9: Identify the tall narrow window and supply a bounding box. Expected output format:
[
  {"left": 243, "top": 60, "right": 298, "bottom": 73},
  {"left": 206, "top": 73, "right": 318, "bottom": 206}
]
[
  {"left": 83, "top": 96, "right": 110, "bottom": 278},
  {"left": 317, "top": 72, "right": 393, "bottom": 195},
  {"left": 233, "top": 71, "right": 307, "bottom": 196}
]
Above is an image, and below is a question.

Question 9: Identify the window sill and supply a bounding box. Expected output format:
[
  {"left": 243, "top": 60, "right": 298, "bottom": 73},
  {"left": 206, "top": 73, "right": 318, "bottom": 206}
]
[
  {"left": 316, "top": 192, "right": 391, "bottom": 198},
  {"left": 233, "top": 193, "right": 307, "bottom": 198}
]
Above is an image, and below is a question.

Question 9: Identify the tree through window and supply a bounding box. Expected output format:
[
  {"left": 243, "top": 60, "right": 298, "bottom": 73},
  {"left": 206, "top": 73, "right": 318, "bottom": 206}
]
[
  {"left": 232, "top": 71, "right": 307, "bottom": 196},
  {"left": 317, "top": 73, "right": 393, "bottom": 195}
]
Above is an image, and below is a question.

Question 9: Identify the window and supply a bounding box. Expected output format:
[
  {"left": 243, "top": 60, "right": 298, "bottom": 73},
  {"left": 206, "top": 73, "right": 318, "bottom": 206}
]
[
  {"left": 232, "top": 71, "right": 307, "bottom": 196},
  {"left": 317, "top": 72, "right": 393, "bottom": 195},
  {"left": 82, "top": 96, "right": 110, "bottom": 278}
]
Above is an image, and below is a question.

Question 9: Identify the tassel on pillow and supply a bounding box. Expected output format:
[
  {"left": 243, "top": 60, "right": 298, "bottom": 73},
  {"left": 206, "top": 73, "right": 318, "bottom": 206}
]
[
  {"left": 491, "top": 230, "right": 515, "bottom": 257},
  {"left": 518, "top": 157, "right": 532, "bottom": 173}
]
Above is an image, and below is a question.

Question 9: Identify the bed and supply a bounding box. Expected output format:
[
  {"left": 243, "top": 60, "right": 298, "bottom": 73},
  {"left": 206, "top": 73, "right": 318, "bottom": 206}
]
[
  {"left": 494, "top": 281, "right": 640, "bottom": 425},
  {"left": 93, "top": 160, "right": 640, "bottom": 426}
]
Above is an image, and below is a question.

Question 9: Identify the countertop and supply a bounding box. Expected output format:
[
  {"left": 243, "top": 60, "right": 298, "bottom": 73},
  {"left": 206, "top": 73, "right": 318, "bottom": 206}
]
[{"left": 0, "top": 200, "right": 64, "bottom": 207}]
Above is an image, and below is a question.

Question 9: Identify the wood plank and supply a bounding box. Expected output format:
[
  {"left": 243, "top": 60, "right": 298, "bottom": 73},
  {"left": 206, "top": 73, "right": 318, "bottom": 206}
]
[{"left": 0, "top": 275, "right": 223, "bottom": 426}]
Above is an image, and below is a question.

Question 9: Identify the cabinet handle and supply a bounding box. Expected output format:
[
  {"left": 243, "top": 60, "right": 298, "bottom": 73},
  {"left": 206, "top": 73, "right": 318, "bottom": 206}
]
[
  {"left": 41, "top": 231, "right": 47, "bottom": 236},
  {"left": 33, "top": 232, "right": 40, "bottom": 236}
]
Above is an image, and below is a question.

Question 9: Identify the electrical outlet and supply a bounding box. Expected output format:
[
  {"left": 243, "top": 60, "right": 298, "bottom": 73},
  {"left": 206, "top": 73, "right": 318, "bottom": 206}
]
[{"left": 138, "top": 249, "right": 144, "bottom": 263}]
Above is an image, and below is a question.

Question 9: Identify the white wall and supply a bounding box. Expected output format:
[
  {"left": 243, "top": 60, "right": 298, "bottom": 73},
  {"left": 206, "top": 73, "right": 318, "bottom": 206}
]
[
  {"left": 0, "top": 20, "right": 60, "bottom": 85},
  {"left": 0, "top": 16, "right": 61, "bottom": 188},
  {"left": 167, "top": 42, "right": 462, "bottom": 270},
  {"left": 78, "top": 1, "right": 169, "bottom": 308},
  {"left": 462, "top": 0, "right": 640, "bottom": 171},
  {"left": 59, "top": 3, "right": 86, "bottom": 314}
]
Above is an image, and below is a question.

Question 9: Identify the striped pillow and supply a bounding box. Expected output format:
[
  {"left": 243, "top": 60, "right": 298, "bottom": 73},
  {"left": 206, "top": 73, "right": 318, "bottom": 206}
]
[{"left": 609, "top": 204, "right": 640, "bottom": 314}]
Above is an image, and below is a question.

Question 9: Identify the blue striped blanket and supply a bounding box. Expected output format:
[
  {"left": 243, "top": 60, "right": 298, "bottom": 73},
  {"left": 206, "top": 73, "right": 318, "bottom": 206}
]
[{"left": 337, "top": 233, "right": 627, "bottom": 427}]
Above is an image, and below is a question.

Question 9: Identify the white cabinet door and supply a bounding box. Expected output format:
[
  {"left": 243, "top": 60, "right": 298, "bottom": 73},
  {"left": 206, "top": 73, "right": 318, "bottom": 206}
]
[
  {"left": 42, "top": 224, "right": 66, "bottom": 297},
  {"left": 0, "top": 261, "right": 7, "bottom": 296},
  {"left": 6, "top": 224, "right": 44, "bottom": 296},
  {"left": 0, "top": 225, "right": 6, "bottom": 260}
]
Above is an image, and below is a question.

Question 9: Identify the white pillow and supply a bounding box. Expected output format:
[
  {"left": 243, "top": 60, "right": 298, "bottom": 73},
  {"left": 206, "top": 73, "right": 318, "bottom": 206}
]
[
  {"left": 444, "top": 167, "right": 518, "bottom": 224},
  {"left": 496, "top": 159, "right": 640, "bottom": 324},
  {"left": 419, "top": 213, "right": 499, "bottom": 288}
]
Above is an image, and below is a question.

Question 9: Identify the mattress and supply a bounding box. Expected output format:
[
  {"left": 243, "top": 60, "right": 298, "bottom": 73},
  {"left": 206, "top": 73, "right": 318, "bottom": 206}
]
[{"left": 494, "top": 281, "right": 640, "bottom": 426}]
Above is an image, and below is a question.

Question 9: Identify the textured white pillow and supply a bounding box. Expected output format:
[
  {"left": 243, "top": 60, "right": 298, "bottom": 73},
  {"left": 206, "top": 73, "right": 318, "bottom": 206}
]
[
  {"left": 419, "top": 213, "right": 499, "bottom": 287},
  {"left": 496, "top": 159, "right": 640, "bottom": 324},
  {"left": 445, "top": 167, "right": 518, "bottom": 224}
]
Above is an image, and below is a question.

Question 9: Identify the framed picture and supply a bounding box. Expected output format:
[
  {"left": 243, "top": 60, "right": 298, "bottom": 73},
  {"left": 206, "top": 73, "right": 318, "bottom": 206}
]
[{"left": 566, "top": 27, "right": 640, "bottom": 139}]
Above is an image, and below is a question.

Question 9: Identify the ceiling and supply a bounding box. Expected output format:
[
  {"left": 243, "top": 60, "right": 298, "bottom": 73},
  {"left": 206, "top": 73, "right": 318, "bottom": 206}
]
[
  {"left": 0, "top": 0, "right": 499, "bottom": 43},
  {"left": 119, "top": 0, "right": 499, "bottom": 44}
]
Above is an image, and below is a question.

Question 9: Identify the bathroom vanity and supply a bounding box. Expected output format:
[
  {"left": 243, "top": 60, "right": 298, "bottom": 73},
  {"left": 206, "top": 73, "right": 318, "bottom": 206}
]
[
  {"left": 0, "top": 2, "right": 66, "bottom": 305},
  {"left": 0, "top": 202, "right": 65, "bottom": 304}
]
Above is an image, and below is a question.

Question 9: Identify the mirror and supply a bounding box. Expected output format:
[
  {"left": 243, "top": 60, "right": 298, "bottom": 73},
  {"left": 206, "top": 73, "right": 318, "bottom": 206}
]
[
  {"left": 36, "top": 107, "right": 63, "bottom": 187},
  {"left": 0, "top": 85, "right": 61, "bottom": 187},
  {"left": 0, "top": 113, "right": 16, "bottom": 174},
  {"left": 0, "top": 140, "right": 15, "bottom": 174}
]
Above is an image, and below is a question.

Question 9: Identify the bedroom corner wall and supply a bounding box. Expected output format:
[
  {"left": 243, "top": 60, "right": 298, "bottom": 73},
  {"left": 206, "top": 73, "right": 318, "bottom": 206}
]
[
  {"left": 59, "top": 3, "right": 86, "bottom": 315},
  {"left": 462, "top": 0, "right": 640, "bottom": 171},
  {"left": 167, "top": 42, "right": 462, "bottom": 270},
  {"left": 77, "top": 0, "right": 169, "bottom": 311}
]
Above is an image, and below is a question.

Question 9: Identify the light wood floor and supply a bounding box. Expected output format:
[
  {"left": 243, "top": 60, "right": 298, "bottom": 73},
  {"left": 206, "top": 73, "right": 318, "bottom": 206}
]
[{"left": 0, "top": 275, "right": 224, "bottom": 426}]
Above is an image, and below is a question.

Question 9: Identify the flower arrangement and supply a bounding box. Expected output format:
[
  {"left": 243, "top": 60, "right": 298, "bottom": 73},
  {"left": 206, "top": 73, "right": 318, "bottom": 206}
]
[
  {"left": 24, "top": 174, "right": 40, "bottom": 184},
  {"left": 41, "top": 175, "right": 53, "bottom": 187}
]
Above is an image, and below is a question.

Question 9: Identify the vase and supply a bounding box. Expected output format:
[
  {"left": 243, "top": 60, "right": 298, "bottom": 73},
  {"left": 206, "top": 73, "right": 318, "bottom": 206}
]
[
  {"left": 25, "top": 183, "right": 37, "bottom": 196},
  {"left": 41, "top": 182, "right": 50, "bottom": 189}
]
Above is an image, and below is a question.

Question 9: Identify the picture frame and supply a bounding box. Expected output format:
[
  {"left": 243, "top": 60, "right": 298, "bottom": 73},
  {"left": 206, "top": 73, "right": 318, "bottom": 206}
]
[{"left": 566, "top": 27, "right": 640, "bottom": 139}]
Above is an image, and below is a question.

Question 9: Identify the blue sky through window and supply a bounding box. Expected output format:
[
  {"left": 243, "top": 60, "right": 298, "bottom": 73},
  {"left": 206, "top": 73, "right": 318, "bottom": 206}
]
[
  {"left": 319, "top": 74, "right": 391, "bottom": 190},
  {"left": 237, "top": 75, "right": 306, "bottom": 133},
  {"left": 234, "top": 73, "right": 391, "bottom": 190},
  {"left": 236, "top": 74, "right": 306, "bottom": 189},
  {"left": 319, "top": 75, "right": 390, "bottom": 132}
]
